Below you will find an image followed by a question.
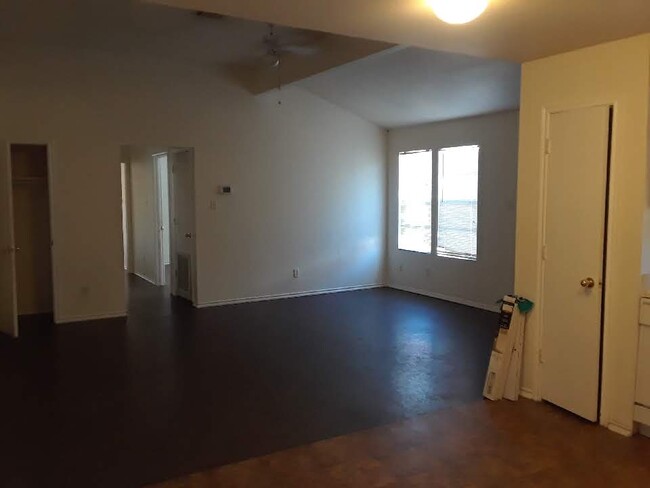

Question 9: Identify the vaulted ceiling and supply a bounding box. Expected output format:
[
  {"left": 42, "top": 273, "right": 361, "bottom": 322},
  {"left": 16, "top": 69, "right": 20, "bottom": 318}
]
[
  {"left": 8, "top": 0, "right": 643, "bottom": 127},
  {"left": 0, "top": 0, "right": 391, "bottom": 92},
  {"left": 147, "top": 0, "right": 650, "bottom": 62},
  {"left": 298, "top": 47, "right": 521, "bottom": 128}
]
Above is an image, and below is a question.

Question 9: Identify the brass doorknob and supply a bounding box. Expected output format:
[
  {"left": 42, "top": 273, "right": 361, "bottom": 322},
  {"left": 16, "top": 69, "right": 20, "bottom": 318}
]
[{"left": 580, "top": 277, "right": 595, "bottom": 288}]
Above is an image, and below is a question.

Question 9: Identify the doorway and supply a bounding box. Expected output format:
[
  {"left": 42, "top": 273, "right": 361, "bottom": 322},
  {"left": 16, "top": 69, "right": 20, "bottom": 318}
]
[
  {"left": 120, "top": 145, "right": 196, "bottom": 305},
  {"left": 0, "top": 143, "right": 54, "bottom": 338},
  {"left": 539, "top": 105, "right": 612, "bottom": 422},
  {"left": 154, "top": 153, "right": 171, "bottom": 286}
]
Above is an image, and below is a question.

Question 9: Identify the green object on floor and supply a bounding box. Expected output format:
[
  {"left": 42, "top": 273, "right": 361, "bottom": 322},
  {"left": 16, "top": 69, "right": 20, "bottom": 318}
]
[{"left": 517, "top": 298, "right": 534, "bottom": 314}]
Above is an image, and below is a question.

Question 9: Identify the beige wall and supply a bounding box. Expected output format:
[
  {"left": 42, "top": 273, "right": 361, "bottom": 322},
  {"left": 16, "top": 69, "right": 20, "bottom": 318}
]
[
  {"left": 515, "top": 34, "right": 650, "bottom": 434},
  {"left": 387, "top": 111, "right": 519, "bottom": 310},
  {"left": 0, "top": 43, "right": 387, "bottom": 321}
]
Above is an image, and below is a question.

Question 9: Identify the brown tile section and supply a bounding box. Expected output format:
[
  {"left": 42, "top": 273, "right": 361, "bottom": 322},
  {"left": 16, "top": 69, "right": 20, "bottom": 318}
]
[{"left": 147, "top": 400, "right": 650, "bottom": 488}]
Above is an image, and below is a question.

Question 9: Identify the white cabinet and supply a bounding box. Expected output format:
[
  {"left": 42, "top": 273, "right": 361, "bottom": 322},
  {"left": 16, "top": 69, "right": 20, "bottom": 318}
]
[
  {"left": 637, "top": 324, "right": 650, "bottom": 405},
  {"left": 635, "top": 298, "right": 650, "bottom": 430}
]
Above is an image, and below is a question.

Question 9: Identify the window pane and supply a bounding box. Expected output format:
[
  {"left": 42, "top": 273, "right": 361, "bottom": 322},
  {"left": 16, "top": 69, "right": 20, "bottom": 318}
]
[
  {"left": 437, "top": 145, "right": 479, "bottom": 261},
  {"left": 398, "top": 150, "right": 432, "bottom": 253}
]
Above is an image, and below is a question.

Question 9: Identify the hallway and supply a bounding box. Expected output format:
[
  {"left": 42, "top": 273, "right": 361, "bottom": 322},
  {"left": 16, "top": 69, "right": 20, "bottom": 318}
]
[{"left": 0, "top": 277, "right": 498, "bottom": 487}]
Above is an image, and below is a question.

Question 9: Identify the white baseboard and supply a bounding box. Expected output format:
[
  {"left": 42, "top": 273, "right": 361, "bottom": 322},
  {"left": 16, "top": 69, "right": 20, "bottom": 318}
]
[
  {"left": 196, "top": 283, "right": 384, "bottom": 309},
  {"left": 134, "top": 272, "right": 157, "bottom": 286},
  {"left": 387, "top": 284, "right": 500, "bottom": 312},
  {"left": 56, "top": 311, "right": 127, "bottom": 324},
  {"left": 519, "top": 387, "right": 535, "bottom": 400},
  {"left": 607, "top": 420, "right": 633, "bottom": 437}
]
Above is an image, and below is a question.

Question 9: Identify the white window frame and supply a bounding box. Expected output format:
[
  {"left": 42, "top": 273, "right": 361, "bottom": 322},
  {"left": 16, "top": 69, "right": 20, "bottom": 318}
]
[
  {"left": 435, "top": 145, "right": 480, "bottom": 262},
  {"left": 397, "top": 149, "right": 433, "bottom": 254}
]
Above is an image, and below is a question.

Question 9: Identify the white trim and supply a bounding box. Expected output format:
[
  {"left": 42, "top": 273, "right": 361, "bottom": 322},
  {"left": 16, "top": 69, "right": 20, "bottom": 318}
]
[
  {"left": 606, "top": 420, "right": 633, "bottom": 437},
  {"left": 519, "top": 387, "right": 536, "bottom": 400},
  {"left": 196, "top": 284, "right": 384, "bottom": 308},
  {"left": 44, "top": 143, "right": 60, "bottom": 325},
  {"left": 134, "top": 271, "right": 157, "bottom": 286},
  {"left": 153, "top": 152, "right": 170, "bottom": 287},
  {"left": 168, "top": 148, "right": 197, "bottom": 304},
  {"left": 56, "top": 311, "right": 127, "bottom": 324},
  {"left": 387, "top": 284, "right": 500, "bottom": 312}
]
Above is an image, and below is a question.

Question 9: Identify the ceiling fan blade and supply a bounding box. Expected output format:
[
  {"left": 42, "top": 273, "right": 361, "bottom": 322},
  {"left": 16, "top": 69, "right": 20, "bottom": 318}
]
[{"left": 280, "top": 44, "right": 320, "bottom": 56}]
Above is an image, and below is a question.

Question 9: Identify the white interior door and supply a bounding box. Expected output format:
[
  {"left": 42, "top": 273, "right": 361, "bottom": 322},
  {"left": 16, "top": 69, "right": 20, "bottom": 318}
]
[
  {"left": 170, "top": 149, "right": 195, "bottom": 301},
  {"left": 541, "top": 105, "right": 611, "bottom": 421},
  {"left": 0, "top": 141, "right": 18, "bottom": 337},
  {"left": 155, "top": 153, "right": 171, "bottom": 285}
]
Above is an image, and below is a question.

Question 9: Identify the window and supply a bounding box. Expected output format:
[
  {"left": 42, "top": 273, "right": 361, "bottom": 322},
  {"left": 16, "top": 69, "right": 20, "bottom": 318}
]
[
  {"left": 398, "top": 150, "right": 433, "bottom": 253},
  {"left": 436, "top": 145, "right": 479, "bottom": 261}
]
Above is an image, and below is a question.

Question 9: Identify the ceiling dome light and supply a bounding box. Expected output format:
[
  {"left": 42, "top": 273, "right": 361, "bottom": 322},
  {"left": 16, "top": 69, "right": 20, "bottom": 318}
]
[{"left": 427, "top": 0, "right": 489, "bottom": 25}]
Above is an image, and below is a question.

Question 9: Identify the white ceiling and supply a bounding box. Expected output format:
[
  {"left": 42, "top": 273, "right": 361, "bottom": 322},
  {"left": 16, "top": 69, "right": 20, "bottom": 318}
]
[
  {"left": 149, "top": 0, "right": 650, "bottom": 62},
  {"left": 299, "top": 47, "right": 521, "bottom": 128}
]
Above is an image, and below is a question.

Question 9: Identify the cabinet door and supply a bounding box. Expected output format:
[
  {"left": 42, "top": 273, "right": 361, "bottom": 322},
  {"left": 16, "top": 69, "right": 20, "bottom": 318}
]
[{"left": 636, "top": 324, "right": 650, "bottom": 407}]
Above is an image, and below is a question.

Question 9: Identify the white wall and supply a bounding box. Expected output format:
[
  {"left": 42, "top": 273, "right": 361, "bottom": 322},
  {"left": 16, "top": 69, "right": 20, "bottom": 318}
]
[
  {"left": 0, "top": 43, "right": 386, "bottom": 321},
  {"left": 515, "top": 34, "right": 650, "bottom": 435},
  {"left": 387, "top": 111, "right": 519, "bottom": 311}
]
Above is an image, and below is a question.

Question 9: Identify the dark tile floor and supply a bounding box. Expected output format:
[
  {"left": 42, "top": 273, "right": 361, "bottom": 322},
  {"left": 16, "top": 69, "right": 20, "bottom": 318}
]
[{"left": 0, "top": 276, "right": 498, "bottom": 488}]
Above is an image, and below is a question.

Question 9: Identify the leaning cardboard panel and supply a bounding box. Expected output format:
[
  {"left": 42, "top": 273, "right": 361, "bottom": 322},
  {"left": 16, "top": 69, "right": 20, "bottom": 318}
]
[
  {"left": 483, "top": 296, "right": 533, "bottom": 401},
  {"left": 483, "top": 296, "right": 518, "bottom": 401}
]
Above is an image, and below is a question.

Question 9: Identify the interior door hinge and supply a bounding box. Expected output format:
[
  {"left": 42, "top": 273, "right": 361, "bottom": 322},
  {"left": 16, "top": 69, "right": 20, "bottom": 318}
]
[
  {"left": 538, "top": 349, "right": 544, "bottom": 364},
  {"left": 544, "top": 138, "right": 551, "bottom": 155},
  {"left": 542, "top": 244, "right": 547, "bottom": 261}
]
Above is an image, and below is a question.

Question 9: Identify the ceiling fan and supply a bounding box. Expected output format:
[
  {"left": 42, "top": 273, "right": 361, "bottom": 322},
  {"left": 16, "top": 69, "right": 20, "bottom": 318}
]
[{"left": 262, "top": 24, "right": 320, "bottom": 69}]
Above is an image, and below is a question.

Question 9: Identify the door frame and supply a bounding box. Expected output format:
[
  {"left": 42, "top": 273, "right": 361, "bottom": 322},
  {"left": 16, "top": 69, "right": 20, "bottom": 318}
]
[
  {"left": 0, "top": 140, "right": 18, "bottom": 336},
  {"left": 168, "top": 147, "right": 198, "bottom": 305},
  {"left": 5, "top": 141, "right": 59, "bottom": 326},
  {"left": 535, "top": 103, "right": 614, "bottom": 423},
  {"left": 153, "top": 152, "right": 169, "bottom": 287},
  {"left": 119, "top": 145, "right": 198, "bottom": 307}
]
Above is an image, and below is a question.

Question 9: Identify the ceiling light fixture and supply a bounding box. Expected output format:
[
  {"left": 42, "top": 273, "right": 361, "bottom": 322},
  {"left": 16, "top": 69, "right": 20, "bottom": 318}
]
[{"left": 427, "top": 0, "right": 489, "bottom": 25}]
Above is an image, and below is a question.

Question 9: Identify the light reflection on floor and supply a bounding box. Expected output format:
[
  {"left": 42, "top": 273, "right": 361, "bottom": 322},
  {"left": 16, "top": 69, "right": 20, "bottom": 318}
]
[{"left": 391, "top": 316, "right": 452, "bottom": 415}]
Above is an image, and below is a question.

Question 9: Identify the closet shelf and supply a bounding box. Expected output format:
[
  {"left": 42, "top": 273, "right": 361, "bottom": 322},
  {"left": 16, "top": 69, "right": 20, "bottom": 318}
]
[{"left": 12, "top": 177, "right": 47, "bottom": 183}]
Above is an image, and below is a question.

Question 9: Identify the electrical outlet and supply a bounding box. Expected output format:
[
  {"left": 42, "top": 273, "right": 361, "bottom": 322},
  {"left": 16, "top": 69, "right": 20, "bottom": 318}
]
[{"left": 293, "top": 268, "right": 300, "bottom": 279}]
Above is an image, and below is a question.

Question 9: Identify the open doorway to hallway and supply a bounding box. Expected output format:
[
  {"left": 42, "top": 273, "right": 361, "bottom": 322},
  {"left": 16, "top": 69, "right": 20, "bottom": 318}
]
[{"left": 120, "top": 145, "right": 197, "bottom": 305}]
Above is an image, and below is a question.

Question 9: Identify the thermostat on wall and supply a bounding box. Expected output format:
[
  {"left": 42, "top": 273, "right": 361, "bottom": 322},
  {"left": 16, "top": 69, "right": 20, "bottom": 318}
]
[{"left": 217, "top": 186, "right": 232, "bottom": 194}]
